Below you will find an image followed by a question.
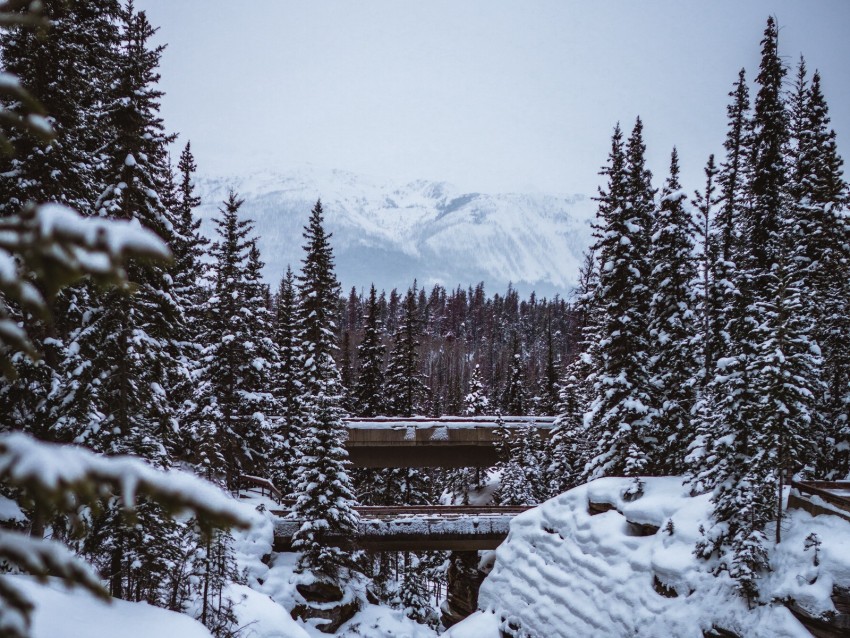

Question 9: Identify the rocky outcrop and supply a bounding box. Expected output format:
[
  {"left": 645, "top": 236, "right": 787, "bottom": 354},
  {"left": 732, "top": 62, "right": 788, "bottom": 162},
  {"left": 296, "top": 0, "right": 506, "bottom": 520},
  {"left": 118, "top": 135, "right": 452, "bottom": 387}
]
[
  {"left": 291, "top": 581, "right": 359, "bottom": 633},
  {"left": 441, "top": 551, "right": 486, "bottom": 628}
]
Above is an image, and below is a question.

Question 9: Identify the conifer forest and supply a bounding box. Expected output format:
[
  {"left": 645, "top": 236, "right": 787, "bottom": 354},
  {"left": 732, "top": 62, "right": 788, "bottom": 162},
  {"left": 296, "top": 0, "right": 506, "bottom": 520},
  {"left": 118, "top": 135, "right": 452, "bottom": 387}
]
[{"left": 1, "top": 3, "right": 850, "bottom": 637}]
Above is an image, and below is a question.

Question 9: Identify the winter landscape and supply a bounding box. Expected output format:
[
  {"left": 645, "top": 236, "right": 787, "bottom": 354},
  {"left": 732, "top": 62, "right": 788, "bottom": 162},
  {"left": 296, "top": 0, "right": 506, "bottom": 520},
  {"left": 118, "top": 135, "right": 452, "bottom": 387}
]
[{"left": 2, "top": 2, "right": 850, "bottom": 637}]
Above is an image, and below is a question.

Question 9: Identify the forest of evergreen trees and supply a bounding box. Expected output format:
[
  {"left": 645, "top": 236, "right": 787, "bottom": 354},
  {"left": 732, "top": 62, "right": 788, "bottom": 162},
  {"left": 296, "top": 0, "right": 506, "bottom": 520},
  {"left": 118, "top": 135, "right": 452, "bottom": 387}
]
[{"left": 1, "top": 3, "right": 848, "bottom": 635}]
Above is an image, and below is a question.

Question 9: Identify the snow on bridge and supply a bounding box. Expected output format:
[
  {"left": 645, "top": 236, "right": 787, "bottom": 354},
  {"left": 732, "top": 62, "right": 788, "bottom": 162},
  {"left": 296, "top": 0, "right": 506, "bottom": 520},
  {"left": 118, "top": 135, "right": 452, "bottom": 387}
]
[{"left": 272, "top": 505, "right": 533, "bottom": 552}]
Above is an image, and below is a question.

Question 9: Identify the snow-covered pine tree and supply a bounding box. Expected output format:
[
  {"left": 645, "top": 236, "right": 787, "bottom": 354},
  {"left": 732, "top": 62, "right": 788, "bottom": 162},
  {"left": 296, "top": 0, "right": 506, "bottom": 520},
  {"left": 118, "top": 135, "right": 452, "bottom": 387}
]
[
  {"left": 501, "top": 338, "right": 527, "bottom": 415},
  {"left": 0, "top": 0, "right": 119, "bottom": 217},
  {"left": 379, "top": 285, "right": 436, "bottom": 507},
  {"left": 690, "top": 154, "right": 720, "bottom": 385},
  {"left": 354, "top": 284, "right": 386, "bottom": 417},
  {"left": 397, "top": 556, "right": 439, "bottom": 628},
  {"left": 270, "top": 266, "right": 301, "bottom": 496},
  {"left": 787, "top": 63, "right": 850, "bottom": 478},
  {"left": 548, "top": 251, "right": 598, "bottom": 497},
  {"left": 0, "top": 0, "right": 121, "bottom": 439},
  {"left": 52, "top": 4, "right": 205, "bottom": 602},
  {"left": 463, "top": 364, "right": 489, "bottom": 416},
  {"left": 695, "top": 18, "right": 820, "bottom": 599},
  {"left": 172, "top": 141, "right": 209, "bottom": 326},
  {"left": 583, "top": 121, "right": 654, "bottom": 484},
  {"left": 494, "top": 414, "right": 541, "bottom": 506},
  {"left": 385, "top": 286, "right": 428, "bottom": 417},
  {"left": 442, "top": 363, "right": 491, "bottom": 505},
  {"left": 292, "top": 199, "right": 361, "bottom": 584},
  {"left": 190, "top": 191, "right": 274, "bottom": 488},
  {"left": 686, "top": 69, "right": 752, "bottom": 496},
  {"left": 646, "top": 148, "right": 698, "bottom": 474},
  {"left": 536, "top": 326, "right": 561, "bottom": 416}
]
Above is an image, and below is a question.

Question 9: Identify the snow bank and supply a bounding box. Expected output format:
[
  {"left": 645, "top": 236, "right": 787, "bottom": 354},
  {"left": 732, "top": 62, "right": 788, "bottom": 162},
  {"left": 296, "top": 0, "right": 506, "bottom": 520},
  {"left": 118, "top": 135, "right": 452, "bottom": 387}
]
[
  {"left": 5, "top": 576, "right": 213, "bottom": 638},
  {"left": 448, "top": 477, "right": 850, "bottom": 638}
]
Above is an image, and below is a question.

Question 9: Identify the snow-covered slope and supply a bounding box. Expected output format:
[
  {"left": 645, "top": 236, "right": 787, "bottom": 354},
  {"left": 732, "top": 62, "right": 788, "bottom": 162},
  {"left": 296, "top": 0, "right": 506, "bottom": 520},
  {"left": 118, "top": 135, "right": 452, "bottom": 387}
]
[
  {"left": 448, "top": 477, "right": 850, "bottom": 638},
  {"left": 194, "top": 167, "right": 595, "bottom": 296}
]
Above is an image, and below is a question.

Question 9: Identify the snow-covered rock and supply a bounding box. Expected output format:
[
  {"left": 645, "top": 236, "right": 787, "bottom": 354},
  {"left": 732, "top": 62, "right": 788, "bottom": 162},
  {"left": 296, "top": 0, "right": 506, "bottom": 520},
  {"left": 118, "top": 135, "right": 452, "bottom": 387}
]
[
  {"left": 195, "top": 166, "right": 595, "bottom": 296},
  {"left": 447, "top": 477, "right": 850, "bottom": 638}
]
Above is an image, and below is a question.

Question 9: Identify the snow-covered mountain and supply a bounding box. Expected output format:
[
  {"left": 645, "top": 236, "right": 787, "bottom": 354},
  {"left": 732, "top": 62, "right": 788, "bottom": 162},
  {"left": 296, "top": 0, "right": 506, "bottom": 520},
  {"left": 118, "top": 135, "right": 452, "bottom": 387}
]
[{"left": 195, "top": 167, "right": 596, "bottom": 297}]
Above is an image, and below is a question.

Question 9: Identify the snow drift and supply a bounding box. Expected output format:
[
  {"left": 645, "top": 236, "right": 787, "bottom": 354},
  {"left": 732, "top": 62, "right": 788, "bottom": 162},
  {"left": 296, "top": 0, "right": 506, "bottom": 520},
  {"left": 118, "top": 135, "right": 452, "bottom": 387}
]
[{"left": 448, "top": 477, "right": 850, "bottom": 637}]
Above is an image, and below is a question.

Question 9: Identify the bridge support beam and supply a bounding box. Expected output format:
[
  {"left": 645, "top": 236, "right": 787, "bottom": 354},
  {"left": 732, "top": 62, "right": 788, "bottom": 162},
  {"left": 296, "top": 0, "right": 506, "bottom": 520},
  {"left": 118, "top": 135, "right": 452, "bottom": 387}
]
[{"left": 441, "top": 551, "right": 486, "bottom": 628}]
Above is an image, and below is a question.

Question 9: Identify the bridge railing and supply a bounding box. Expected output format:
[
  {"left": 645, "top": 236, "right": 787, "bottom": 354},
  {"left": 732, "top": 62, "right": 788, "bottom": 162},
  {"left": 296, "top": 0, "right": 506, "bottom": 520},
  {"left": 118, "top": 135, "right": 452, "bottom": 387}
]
[{"left": 237, "top": 474, "right": 283, "bottom": 505}]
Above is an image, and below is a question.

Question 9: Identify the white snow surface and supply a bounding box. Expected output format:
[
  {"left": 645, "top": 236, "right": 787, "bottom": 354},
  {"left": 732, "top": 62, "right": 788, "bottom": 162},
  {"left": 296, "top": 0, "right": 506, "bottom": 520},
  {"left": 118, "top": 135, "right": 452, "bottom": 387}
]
[
  {"left": 448, "top": 476, "right": 850, "bottom": 638},
  {"left": 195, "top": 166, "right": 595, "bottom": 296},
  {"left": 5, "top": 576, "right": 214, "bottom": 638},
  {"left": 232, "top": 494, "right": 437, "bottom": 637}
]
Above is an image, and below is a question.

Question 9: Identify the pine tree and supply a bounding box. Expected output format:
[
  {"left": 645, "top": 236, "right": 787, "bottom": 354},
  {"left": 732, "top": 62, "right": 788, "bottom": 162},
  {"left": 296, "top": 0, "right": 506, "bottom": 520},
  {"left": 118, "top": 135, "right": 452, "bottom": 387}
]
[
  {"left": 292, "top": 199, "right": 361, "bottom": 584},
  {"left": 354, "top": 284, "right": 386, "bottom": 417},
  {"left": 0, "top": 0, "right": 122, "bottom": 442},
  {"left": 646, "top": 149, "right": 698, "bottom": 474},
  {"left": 548, "top": 251, "right": 598, "bottom": 497},
  {"left": 501, "top": 338, "right": 527, "bottom": 415},
  {"left": 463, "top": 364, "right": 489, "bottom": 416},
  {"left": 397, "top": 556, "right": 439, "bottom": 628},
  {"left": 385, "top": 286, "right": 427, "bottom": 417},
  {"left": 691, "top": 154, "right": 721, "bottom": 384},
  {"left": 271, "top": 266, "right": 301, "bottom": 496},
  {"left": 687, "top": 70, "right": 752, "bottom": 495},
  {"left": 787, "top": 65, "right": 850, "bottom": 477},
  {"left": 189, "top": 192, "right": 274, "bottom": 488},
  {"left": 494, "top": 415, "right": 541, "bottom": 505},
  {"left": 583, "top": 121, "right": 654, "bottom": 483},
  {"left": 536, "top": 326, "right": 561, "bottom": 416},
  {"left": 172, "top": 141, "right": 209, "bottom": 324}
]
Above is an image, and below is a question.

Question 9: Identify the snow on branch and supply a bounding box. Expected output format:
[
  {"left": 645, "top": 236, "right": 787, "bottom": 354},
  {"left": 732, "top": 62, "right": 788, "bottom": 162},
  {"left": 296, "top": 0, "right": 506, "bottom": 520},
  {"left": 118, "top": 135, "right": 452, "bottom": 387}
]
[{"left": 0, "top": 433, "right": 257, "bottom": 530}]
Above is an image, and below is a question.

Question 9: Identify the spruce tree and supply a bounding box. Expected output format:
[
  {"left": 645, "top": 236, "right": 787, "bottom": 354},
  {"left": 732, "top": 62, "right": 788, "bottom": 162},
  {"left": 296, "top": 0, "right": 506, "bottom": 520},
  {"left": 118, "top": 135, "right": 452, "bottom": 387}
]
[
  {"left": 0, "top": 0, "right": 121, "bottom": 441},
  {"left": 501, "top": 338, "right": 527, "bottom": 415},
  {"left": 354, "top": 284, "right": 386, "bottom": 417},
  {"left": 190, "top": 192, "right": 274, "bottom": 487},
  {"left": 271, "top": 266, "right": 301, "bottom": 495},
  {"left": 691, "top": 154, "right": 720, "bottom": 384},
  {"left": 463, "top": 364, "right": 489, "bottom": 416},
  {"left": 583, "top": 122, "right": 654, "bottom": 484},
  {"left": 291, "top": 199, "right": 361, "bottom": 584},
  {"left": 687, "top": 70, "right": 752, "bottom": 495},
  {"left": 385, "top": 286, "right": 428, "bottom": 417},
  {"left": 788, "top": 66, "right": 850, "bottom": 477},
  {"left": 549, "top": 251, "right": 598, "bottom": 497},
  {"left": 646, "top": 148, "right": 698, "bottom": 474}
]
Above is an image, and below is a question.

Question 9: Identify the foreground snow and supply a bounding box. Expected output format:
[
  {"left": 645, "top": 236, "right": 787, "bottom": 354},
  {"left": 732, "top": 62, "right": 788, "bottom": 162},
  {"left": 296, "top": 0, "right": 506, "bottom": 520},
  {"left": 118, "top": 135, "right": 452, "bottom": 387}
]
[
  {"left": 4, "top": 577, "right": 213, "bottom": 638},
  {"left": 447, "top": 476, "right": 850, "bottom": 638}
]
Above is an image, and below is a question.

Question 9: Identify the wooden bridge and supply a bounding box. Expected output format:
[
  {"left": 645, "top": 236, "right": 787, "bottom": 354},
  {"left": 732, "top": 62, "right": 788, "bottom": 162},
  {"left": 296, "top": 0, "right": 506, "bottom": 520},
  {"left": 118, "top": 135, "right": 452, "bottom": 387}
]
[
  {"left": 271, "top": 505, "right": 532, "bottom": 552},
  {"left": 343, "top": 415, "right": 555, "bottom": 468}
]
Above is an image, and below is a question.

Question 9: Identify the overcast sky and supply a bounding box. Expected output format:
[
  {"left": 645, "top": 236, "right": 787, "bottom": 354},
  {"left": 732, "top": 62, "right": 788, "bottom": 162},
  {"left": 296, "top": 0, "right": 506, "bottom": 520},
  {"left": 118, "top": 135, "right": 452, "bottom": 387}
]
[{"left": 136, "top": 0, "right": 850, "bottom": 196}]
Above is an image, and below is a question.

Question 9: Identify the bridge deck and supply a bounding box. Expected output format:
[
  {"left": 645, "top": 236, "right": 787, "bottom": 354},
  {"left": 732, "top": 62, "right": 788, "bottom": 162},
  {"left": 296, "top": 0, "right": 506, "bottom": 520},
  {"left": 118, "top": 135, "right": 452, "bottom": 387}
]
[
  {"left": 344, "top": 415, "right": 555, "bottom": 468},
  {"left": 272, "top": 505, "right": 532, "bottom": 552}
]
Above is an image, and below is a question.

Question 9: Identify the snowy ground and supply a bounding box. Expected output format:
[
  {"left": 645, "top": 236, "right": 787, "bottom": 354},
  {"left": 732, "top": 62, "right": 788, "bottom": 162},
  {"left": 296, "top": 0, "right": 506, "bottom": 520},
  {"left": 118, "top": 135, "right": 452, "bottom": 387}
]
[
  {"left": 446, "top": 476, "right": 850, "bottom": 638},
  {"left": 232, "top": 491, "right": 439, "bottom": 638},
  {"left": 17, "top": 489, "right": 438, "bottom": 638},
  {"left": 4, "top": 576, "right": 214, "bottom": 638}
]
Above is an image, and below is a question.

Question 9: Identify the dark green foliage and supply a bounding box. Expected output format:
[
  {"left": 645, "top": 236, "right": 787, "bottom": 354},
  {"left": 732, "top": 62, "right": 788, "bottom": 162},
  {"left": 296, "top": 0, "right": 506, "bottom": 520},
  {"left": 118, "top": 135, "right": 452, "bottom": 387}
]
[
  {"left": 646, "top": 149, "right": 698, "bottom": 473},
  {"left": 354, "top": 284, "right": 386, "bottom": 417},
  {"left": 292, "top": 199, "right": 361, "bottom": 584}
]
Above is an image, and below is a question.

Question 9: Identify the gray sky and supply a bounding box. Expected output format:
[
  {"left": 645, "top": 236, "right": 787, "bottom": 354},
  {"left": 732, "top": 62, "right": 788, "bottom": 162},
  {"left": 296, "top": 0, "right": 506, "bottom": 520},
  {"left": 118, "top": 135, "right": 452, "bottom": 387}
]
[{"left": 137, "top": 0, "right": 850, "bottom": 196}]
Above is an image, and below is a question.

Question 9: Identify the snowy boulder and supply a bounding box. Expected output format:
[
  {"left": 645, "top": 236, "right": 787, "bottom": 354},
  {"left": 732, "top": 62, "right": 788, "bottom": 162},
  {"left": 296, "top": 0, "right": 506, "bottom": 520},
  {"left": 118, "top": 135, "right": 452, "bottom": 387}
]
[{"left": 447, "top": 477, "right": 850, "bottom": 638}]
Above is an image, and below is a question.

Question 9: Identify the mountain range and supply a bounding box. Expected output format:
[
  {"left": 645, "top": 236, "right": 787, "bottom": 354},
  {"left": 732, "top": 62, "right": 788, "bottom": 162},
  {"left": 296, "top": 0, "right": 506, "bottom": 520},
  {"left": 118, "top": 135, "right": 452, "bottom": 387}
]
[{"left": 194, "top": 167, "right": 596, "bottom": 298}]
